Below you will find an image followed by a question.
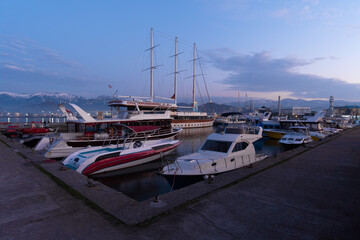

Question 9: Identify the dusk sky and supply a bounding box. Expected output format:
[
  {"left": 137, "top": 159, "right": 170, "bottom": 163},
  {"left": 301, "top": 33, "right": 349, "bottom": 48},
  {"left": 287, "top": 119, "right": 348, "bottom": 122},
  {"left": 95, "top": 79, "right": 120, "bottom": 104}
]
[{"left": 1, "top": 0, "right": 360, "bottom": 102}]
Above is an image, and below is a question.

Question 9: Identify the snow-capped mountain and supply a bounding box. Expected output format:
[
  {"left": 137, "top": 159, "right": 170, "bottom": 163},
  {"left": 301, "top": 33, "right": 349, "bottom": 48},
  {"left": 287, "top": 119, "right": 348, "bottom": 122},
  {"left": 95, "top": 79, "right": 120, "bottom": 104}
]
[
  {"left": 0, "top": 92, "right": 111, "bottom": 114},
  {"left": 1, "top": 92, "right": 359, "bottom": 114}
]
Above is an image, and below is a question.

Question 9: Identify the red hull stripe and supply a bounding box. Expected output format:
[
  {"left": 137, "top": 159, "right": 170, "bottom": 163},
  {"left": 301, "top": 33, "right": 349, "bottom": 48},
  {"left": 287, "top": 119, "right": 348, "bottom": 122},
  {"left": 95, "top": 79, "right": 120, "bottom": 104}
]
[{"left": 82, "top": 142, "right": 181, "bottom": 175}]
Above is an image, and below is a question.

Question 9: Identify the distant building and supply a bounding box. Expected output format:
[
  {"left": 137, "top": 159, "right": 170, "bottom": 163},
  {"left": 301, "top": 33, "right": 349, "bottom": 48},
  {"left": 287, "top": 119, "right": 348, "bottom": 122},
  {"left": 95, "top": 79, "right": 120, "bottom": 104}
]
[
  {"left": 334, "top": 106, "right": 360, "bottom": 117},
  {"left": 292, "top": 107, "right": 311, "bottom": 116}
]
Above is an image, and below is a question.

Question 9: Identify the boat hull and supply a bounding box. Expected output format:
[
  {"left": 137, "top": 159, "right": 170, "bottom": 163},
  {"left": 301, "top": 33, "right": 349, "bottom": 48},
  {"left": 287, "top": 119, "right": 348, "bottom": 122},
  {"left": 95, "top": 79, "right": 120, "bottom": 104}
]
[
  {"left": 263, "top": 130, "right": 287, "bottom": 139},
  {"left": 160, "top": 154, "right": 267, "bottom": 190},
  {"left": 79, "top": 141, "right": 181, "bottom": 176}
]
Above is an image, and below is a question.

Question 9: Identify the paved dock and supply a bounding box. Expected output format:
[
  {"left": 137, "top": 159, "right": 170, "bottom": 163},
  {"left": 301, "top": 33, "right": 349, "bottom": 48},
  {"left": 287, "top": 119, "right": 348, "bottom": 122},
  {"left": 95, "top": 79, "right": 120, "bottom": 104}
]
[{"left": 0, "top": 127, "right": 359, "bottom": 239}]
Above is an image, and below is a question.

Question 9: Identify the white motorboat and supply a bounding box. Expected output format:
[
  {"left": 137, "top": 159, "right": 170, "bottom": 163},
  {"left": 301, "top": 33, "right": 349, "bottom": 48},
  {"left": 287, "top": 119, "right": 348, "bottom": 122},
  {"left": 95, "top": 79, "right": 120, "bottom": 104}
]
[
  {"left": 279, "top": 126, "right": 313, "bottom": 150},
  {"left": 214, "top": 112, "right": 247, "bottom": 127},
  {"left": 159, "top": 126, "right": 267, "bottom": 189},
  {"left": 63, "top": 138, "right": 181, "bottom": 176},
  {"left": 264, "top": 110, "right": 327, "bottom": 141}
]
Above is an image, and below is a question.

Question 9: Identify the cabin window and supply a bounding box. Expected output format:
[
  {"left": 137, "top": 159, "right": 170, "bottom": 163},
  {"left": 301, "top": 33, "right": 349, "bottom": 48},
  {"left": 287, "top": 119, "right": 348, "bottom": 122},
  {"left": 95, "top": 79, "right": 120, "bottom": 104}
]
[
  {"left": 201, "top": 140, "right": 232, "bottom": 153},
  {"left": 67, "top": 123, "right": 76, "bottom": 133},
  {"left": 85, "top": 124, "right": 95, "bottom": 132},
  {"left": 232, "top": 142, "right": 249, "bottom": 152}
]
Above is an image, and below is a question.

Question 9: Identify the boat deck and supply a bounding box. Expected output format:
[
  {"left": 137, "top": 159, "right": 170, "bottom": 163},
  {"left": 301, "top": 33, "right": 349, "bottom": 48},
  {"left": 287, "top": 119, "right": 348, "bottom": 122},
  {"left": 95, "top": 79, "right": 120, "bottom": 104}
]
[{"left": 78, "top": 146, "right": 124, "bottom": 158}]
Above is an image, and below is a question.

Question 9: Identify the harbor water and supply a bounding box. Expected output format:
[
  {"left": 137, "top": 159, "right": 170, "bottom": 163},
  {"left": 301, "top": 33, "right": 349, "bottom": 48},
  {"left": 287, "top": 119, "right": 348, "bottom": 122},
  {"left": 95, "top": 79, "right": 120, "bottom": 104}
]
[{"left": 93, "top": 127, "right": 285, "bottom": 201}]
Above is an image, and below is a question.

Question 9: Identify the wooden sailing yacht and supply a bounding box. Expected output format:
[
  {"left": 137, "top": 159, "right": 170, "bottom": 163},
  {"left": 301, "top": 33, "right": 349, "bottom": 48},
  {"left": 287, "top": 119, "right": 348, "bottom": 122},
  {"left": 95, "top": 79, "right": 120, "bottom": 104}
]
[{"left": 109, "top": 28, "right": 214, "bottom": 129}]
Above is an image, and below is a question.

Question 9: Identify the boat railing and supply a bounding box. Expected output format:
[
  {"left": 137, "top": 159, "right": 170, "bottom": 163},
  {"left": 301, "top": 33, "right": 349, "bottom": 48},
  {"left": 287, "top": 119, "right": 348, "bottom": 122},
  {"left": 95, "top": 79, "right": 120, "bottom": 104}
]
[
  {"left": 168, "top": 151, "right": 261, "bottom": 175},
  {"left": 117, "top": 110, "right": 169, "bottom": 119},
  {"left": 195, "top": 160, "right": 203, "bottom": 174}
]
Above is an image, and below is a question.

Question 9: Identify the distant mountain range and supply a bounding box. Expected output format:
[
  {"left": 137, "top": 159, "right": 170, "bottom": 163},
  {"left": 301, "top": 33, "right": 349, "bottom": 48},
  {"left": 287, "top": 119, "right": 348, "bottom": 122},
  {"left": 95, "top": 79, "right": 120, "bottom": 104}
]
[
  {"left": 0, "top": 92, "right": 359, "bottom": 114},
  {"left": 0, "top": 92, "right": 110, "bottom": 114}
]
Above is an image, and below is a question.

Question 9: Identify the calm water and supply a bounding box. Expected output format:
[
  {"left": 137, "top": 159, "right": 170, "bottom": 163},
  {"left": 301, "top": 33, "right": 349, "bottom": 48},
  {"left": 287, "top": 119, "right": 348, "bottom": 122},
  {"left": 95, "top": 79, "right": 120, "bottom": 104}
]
[{"left": 94, "top": 127, "right": 284, "bottom": 201}]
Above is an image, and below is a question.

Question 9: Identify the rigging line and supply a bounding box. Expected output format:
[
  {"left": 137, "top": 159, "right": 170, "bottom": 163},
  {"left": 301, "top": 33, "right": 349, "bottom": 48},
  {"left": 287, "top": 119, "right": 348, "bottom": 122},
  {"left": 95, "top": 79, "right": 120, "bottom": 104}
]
[
  {"left": 154, "top": 29, "right": 175, "bottom": 42},
  {"left": 176, "top": 38, "right": 194, "bottom": 47},
  {"left": 154, "top": 29, "right": 194, "bottom": 47},
  {"left": 196, "top": 47, "right": 214, "bottom": 114},
  {"left": 195, "top": 78, "right": 206, "bottom": 112}
]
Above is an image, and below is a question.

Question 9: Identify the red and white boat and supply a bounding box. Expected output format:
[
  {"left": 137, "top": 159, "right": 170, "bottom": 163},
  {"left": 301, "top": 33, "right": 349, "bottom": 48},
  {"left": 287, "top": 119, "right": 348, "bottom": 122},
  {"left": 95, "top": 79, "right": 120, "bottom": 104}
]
[{"left": 63, "top": 137, "right": 181, "bottom": 176}]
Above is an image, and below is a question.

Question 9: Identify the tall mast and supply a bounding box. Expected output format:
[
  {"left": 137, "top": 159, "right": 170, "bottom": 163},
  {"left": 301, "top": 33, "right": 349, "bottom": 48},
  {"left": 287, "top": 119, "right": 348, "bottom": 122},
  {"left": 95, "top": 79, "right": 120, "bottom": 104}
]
[
  {"left": 150, "top": 28, "right": 154, "bottom": 101},
  {"left": 192, "top": 42, "right": 196, "bottom": 110},
  {"left": 174, "top": 37, "right": 178, "bottom": 105},
  {"left": 278, "top": 95, "right": 281, "bottom": 119}
]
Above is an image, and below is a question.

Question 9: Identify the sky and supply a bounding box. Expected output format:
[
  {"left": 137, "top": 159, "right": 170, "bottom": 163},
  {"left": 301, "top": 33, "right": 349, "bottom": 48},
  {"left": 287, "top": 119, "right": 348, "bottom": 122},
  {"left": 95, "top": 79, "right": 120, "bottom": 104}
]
[{"left": 1, "top": 0, "right": 360, "bottom": 103}]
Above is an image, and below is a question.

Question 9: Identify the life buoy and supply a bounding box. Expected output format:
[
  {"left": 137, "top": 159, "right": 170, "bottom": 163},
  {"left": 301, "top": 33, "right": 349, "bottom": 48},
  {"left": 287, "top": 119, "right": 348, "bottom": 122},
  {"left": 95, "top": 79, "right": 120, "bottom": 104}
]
[{"left": 133, "top": 141, "right": 142, "bottom": 148}]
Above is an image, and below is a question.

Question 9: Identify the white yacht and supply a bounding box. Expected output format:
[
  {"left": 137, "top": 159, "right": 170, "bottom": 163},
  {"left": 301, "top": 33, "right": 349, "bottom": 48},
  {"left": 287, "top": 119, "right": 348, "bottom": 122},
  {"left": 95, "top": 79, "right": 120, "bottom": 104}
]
[
  {"left": 159, "top": 126, "right": 267, "bottom": 189},
  {"left": 214, "top": 112, "right": 247, "bottom": 127},
  {"left": 279, "top": 126, "right": 313, "bottom": 150},
  {"left": 34, "top": 103, "right": 181, "bottom": 159}
]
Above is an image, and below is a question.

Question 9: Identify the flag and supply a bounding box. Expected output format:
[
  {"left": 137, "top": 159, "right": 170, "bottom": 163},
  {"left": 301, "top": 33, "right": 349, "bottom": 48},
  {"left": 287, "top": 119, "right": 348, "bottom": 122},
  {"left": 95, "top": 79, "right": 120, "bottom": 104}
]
[
  {"left": 108, "top": 84, "right": 112, "bottom": 89},
  {"left": 170, "top": 93, "right": 175, "bottom": 99}
]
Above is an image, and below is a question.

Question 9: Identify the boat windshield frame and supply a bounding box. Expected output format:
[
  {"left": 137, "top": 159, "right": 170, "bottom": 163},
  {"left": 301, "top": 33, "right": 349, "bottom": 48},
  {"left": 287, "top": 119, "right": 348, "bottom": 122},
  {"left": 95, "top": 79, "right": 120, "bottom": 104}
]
[
  {"left": 215, "top": 126, "right": 260, "bottom": 135},
  {"left": 200, "top": 139, "right": 232, "bottom": 153}
]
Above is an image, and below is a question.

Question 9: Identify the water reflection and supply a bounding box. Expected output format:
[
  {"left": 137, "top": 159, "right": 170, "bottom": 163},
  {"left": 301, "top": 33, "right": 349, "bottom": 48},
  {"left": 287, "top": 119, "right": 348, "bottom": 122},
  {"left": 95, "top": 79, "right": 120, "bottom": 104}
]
[{"left": 93, "top": 127, "right": 284, "bottom": 202}]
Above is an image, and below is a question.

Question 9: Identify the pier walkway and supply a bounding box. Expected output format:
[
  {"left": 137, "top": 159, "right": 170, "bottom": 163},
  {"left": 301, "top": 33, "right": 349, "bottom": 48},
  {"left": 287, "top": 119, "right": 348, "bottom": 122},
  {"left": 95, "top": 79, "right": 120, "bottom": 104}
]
[{"left": 0, "top": 127, "right": 359, "bottom": 239}]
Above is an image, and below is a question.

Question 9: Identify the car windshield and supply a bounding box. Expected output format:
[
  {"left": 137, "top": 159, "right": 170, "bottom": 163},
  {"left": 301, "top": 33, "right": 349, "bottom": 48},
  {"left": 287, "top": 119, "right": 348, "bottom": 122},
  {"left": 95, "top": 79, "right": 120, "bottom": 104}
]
[{"left": 201, "top": 140, "right": 232, "bottom": 153}]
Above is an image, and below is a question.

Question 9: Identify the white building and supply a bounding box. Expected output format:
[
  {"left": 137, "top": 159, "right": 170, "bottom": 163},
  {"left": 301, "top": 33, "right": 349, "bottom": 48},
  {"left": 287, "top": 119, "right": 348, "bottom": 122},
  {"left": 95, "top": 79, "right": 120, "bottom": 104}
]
[{"left": 292, "top": 107, "right": 311, "bottom": 116}]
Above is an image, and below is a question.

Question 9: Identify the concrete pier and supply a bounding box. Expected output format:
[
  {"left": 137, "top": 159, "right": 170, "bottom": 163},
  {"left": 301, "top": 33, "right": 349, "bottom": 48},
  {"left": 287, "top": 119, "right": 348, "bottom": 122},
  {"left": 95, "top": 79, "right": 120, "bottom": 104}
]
[{"left": 0, "top": 127, "right": 359, "bottom": 239}]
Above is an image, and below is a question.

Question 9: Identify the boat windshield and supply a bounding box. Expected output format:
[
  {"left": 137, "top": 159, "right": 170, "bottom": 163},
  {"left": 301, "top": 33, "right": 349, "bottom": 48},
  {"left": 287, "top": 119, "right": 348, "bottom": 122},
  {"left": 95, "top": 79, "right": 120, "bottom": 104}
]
[
  {"left": 201, "top": 140, "right": 232, "bottom": 153},
  {"left": 215, "top": 126, "right": 260, "bottom": 135}
]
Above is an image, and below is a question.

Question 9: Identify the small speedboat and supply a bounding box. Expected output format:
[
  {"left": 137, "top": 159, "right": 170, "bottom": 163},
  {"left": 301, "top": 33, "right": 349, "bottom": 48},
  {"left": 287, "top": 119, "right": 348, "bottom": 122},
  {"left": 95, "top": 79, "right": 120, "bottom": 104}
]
[
  {"left": 159, "top": 126, "right": 267, "bottom": 190},
  {"left": 278, "top": 126, "right": 313, "bottom": 150},
  {"left": 63, "top": 139, "right": 181, "bottom": 176},
  {"left": 279, "top": 132, "right": 313, "bottom": 150}
]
